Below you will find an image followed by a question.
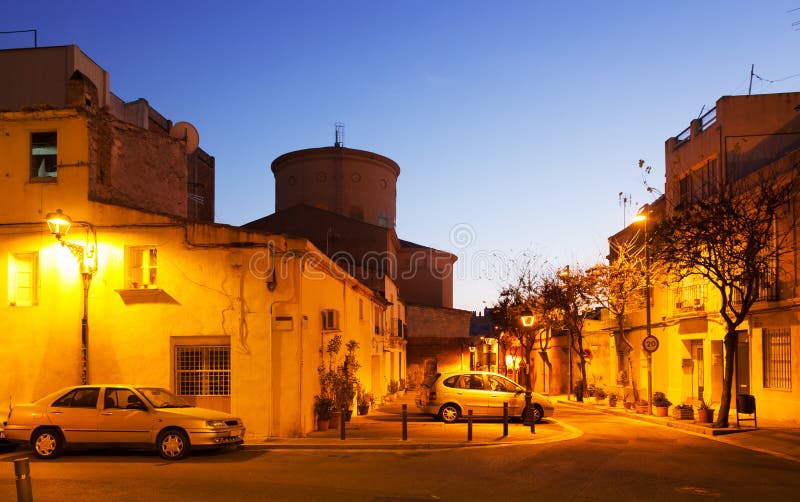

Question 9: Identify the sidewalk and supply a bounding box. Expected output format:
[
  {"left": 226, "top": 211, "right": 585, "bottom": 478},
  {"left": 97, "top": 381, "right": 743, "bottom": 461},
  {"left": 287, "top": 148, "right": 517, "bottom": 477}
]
[
  {"left": 555, "top": 395, "right": 800, "bottom": 463},
  {"left": 246, "top": 392, "right": 581, "bottom": 450}
]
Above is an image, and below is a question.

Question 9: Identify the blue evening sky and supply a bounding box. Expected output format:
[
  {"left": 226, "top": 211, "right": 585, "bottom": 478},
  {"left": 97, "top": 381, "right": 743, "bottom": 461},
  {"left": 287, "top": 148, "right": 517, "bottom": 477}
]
[{"left": 3, "top": 1, "right": 799, "bottom": 312}]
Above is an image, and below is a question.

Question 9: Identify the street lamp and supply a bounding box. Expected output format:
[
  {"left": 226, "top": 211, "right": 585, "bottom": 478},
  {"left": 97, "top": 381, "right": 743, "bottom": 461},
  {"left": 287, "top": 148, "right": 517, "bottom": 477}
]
[
  {"left": 558, "top": 266, "right": 574, "bottom": 401},
  {"left": 45, "top": 209, "right": 97, "bottom": 385},
  {"left": 519, "top": 311, "right": 534, "bottom": 428},
  {"left": 634, "top": 211, "right": 654, "bottom": 415}
]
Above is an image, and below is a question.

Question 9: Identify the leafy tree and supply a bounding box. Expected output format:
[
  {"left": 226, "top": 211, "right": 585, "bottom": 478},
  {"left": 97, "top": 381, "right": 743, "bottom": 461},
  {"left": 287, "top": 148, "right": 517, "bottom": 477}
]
[
  {"left": 537, "top": 266, "right": 597, "bottom": 401},
  {"left": 588, "top": 240, "right": 648, "bottom": 403},
  {"left": 493, "top": 267, "right": 539, "bottom": 393},
  {"left": 653, "top": 171, "right": 799, "bottom": 427}
]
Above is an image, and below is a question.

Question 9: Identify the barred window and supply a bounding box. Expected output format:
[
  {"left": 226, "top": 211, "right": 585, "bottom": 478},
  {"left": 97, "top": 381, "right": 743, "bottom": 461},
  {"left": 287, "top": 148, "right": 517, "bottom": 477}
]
[
  {"left": 763, "top": 328, "right": 791, "bottom": 390},
  {"left": 175, "top": 345, "right": 230, "bottom": 396}
]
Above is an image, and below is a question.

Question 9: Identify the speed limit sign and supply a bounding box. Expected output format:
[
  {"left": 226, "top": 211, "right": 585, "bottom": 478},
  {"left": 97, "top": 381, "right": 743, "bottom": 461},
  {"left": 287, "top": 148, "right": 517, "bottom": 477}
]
[{"left": 643, "top": 334, "right": 660, "bottom": 353}]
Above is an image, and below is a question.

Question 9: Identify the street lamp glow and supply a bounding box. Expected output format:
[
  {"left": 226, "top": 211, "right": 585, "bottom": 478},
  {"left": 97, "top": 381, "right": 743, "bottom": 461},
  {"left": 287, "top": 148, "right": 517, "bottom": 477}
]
[
  {"left": 520, "top": 311, "right": 535, "bottom": 327},
  {"left": 633, "top": 213, "right": 647, "bottom": 223},
  {"left": 46, "top": 209, "right": 72, "bottom": 239}
]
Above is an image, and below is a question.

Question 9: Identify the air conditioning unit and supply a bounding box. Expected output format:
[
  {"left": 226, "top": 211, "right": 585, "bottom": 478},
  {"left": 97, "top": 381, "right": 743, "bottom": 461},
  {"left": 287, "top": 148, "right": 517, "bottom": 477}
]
[{"left": 321, "top": 309, "right": 340, "bottom": 330}]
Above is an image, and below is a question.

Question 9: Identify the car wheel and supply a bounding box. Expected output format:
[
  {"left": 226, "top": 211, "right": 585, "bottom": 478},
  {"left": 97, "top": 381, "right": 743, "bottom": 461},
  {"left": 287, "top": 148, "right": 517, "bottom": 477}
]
[
  {"left": 157, "top": 429, "right": 189, "bottom": 461},
  {"left": 32, "top": 428, "right": 63, "bottom": 459},
  {"left": 521, "top": 405, "right": 544, "bottom": 423},
  {"left": 439, "top": 404, "right": 460, "bottom": 424}
]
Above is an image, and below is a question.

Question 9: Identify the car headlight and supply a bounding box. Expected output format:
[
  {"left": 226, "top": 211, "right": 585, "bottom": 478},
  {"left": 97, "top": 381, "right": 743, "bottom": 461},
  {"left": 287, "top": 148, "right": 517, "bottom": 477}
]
[{"left": 206, "top": 420, "right": 227, "bottom": 428}]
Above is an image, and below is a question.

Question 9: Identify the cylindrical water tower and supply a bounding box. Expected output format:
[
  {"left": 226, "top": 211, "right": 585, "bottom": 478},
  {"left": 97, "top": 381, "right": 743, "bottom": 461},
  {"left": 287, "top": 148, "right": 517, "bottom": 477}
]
[{"left": 271, "top": 145, "right": 400, "bottom": 229}]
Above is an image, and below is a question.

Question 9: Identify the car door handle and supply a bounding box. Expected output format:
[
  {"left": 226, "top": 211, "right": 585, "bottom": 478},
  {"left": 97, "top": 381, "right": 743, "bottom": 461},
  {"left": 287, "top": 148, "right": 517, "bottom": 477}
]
[
  {"left": 50, "top": 411, "right": 62, "bottom": 415},
  {"left": 100, "top": 412, "right": 113, "bottom": 416}
]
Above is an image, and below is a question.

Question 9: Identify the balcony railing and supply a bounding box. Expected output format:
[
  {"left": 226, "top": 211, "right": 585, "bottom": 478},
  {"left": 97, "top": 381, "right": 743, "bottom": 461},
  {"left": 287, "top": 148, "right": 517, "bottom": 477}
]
[{"left": 673, "top": 283, "right": 707, "bottom": 312}]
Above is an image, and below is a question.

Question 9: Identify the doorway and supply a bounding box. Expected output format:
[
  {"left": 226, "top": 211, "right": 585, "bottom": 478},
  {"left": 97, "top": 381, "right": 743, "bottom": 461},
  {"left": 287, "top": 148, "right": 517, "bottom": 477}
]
[
  {"left": 691, "top": 341, "right": 704, "bottom": 401},
  {"left": 736, "top": 331, "right": 750, "bottom": 396}
]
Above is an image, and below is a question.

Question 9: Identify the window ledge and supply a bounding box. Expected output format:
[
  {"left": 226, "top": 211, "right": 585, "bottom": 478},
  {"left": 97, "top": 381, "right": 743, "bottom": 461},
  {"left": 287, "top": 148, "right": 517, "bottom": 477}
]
[
  {"left": 29, "top": 177, "right": 58, "bottom": 183},
  {"left": 116, "top": 288, "right": 178, "bottom": 305}
]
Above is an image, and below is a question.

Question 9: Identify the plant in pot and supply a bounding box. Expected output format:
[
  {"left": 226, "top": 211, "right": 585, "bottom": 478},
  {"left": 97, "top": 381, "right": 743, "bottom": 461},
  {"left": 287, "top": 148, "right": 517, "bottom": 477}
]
[
  {"left": 672, "top": 403, "right": 694, "bottom": 420},
  {"left": 594, "top": 387, "right": 608, "bottom": 404},
  {"left": 314, "top": 394, "right": 334, "bottom": 430},
  {"left": 697, "top": 399, "right": 715, "bottom": 423},
  {"left": 652, "top": 392, "right": 672, "bottom": 417},
  {"left": 634, "top": 400, "right": 649, "bottom": 414},
  {"left": 608, "top": 392, "right": 619, "bottom": 407},
  {"left": 356, "top": 386, "right": 374, "bottom": 415}
]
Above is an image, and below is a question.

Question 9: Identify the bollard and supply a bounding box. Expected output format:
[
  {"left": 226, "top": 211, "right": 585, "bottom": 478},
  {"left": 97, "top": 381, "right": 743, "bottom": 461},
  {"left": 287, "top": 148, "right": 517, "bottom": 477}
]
[
  {"left": 402, "top": 404, "right": 408, "bottom": 441},
  {"left": 340, "top": 408, "right": 346, "bottom": 440},
  {"left": 503, "top": 402, "right": 509, "bottom": 437},
  {"left": 529, "top": 407, "right": 536, "bottom": 435},
  {"left": 14, "top": 457, "right": 33, "bottom": 502},
  {"left": 467, "top": 409, "right": 473, "bottom": 441}
]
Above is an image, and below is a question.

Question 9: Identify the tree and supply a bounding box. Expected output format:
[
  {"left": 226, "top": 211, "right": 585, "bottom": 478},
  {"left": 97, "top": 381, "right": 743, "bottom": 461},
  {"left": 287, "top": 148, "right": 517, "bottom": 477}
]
[
  {"left": 588, "top": 240, "right": 648, "bottom": 403},
  {"left": 493, "top": 267, "right": 539, "bottom": 393},
  {"left": 653, "top": 171, "right": 799, "bottom": 427},
  {"left": 537, "top": 266, "right": 598, "bottom": 401}
]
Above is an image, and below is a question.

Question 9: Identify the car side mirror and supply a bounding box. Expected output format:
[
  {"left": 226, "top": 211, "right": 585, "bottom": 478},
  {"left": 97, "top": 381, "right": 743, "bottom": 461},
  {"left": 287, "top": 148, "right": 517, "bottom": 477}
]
[{"left": 515, "top": 389, "right": 525, "bottom": 395}]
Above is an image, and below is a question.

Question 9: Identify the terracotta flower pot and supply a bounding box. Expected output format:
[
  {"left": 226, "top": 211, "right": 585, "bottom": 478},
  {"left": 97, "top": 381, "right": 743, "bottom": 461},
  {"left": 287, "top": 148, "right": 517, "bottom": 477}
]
[
  {"left": 654, "top": 406, "right": 669, "bottom": 417},
  {"left": 329, "top": 411, "right": 341, "bottom": 429},
  {"left": 697, "top": 408, "right": 714, "bottom": 423},
  {"left": 317, "top": 418, "right": 330, "bottom": 431}
]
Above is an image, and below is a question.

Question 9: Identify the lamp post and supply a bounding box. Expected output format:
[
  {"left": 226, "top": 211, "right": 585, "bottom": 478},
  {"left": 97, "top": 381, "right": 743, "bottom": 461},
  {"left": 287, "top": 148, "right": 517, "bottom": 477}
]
[
  {"left": 46, "top": 209, "right": 97, "bottom": 385},
  {"left": 519, "top": 310, "right": 535, "bottom": 426},
  {"left": 558, "top": 266, "right": 573, "bottom": 401},
  {"left": 634, "top": 211, "right": 653, "bottom": 415}
]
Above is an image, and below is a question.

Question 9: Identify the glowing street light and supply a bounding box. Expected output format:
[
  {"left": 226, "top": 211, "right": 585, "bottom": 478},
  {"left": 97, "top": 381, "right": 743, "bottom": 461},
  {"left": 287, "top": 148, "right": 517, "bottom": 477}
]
[
  {"left": 46, "top": 209, "right": 98, "bottom": 384},
  {"left": 635, "top": 209, "right": 655, "bottom": 415}
]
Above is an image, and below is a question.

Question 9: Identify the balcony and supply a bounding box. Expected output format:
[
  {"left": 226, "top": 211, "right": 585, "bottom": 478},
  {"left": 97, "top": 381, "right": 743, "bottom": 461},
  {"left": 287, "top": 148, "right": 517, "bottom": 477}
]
[{"left": 673, "top": 284, "right": 707, "bottom": 313}]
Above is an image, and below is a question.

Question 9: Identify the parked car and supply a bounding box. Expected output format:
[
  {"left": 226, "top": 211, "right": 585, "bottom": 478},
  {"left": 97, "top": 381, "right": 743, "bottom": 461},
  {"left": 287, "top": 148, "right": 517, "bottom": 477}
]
[
  {"left": 415, "top": 371, "right": 554, "bottom": 424},
  {"left": 3, "top": 385, "right": 245, "bottom": 460}
]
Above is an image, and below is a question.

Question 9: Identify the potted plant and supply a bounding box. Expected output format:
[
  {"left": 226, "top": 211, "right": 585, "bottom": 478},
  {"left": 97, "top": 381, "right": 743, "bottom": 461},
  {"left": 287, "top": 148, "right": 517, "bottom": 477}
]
[
  {"left": 652, "top": 392, "right": 672, "bottom": 417},
  {"left": 314, "top": 394, "right": 334, "bottom": 430},
  {"left": 672, "top": 403, "right": 694, "bottom": 420},
  {"left": 608, "top": 392, "right": 619, "bottom": 407},
  {"left": 357, "top": 387, "right": 373, "bottom": 415},
  {"left": 634, "top": 400, "right": 649, "bottom": 414},
  {"left": 697, "top": 399, "right": 715, "bottom": 423},
  {"left": 594, "top": 387, "right": 608, "bottom": 404}
]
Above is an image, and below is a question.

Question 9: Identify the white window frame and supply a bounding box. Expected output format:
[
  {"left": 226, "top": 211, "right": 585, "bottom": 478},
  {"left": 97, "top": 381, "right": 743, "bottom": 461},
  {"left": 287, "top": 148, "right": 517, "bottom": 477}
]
[
  {"left": 8, "top": 252, "right": 38, "bottom": 307},
  {"left": 126, "top": 246, "right": 158, "bottom": 289}
]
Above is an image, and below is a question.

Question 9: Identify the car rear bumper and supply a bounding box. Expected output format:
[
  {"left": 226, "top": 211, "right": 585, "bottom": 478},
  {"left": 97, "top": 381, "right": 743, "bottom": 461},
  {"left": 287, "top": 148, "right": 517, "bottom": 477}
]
[{"left": 2, "top": 425, "right": 32, "bottom": 444}]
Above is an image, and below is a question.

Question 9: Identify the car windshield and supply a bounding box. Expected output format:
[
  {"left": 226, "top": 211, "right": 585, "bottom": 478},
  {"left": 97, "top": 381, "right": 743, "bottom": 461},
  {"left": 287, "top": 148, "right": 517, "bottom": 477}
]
[{"left": 136, "top": 387, "right": 192, "bottom": 408}]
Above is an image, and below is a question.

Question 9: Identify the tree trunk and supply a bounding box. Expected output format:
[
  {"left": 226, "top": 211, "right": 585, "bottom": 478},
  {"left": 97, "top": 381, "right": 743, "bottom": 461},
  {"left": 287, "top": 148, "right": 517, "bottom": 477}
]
[{"left": 715, "top": 329, "right": 738, "bottom": 428}]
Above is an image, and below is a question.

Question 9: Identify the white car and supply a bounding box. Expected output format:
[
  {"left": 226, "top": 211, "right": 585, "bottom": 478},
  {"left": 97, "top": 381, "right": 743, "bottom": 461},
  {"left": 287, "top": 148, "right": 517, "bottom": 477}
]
[
  {"left": 3, "top": 385, "right": 245, "bottom": 460},
  {"left": 416, "top": 371, "right": 555, "bottom": 423}
]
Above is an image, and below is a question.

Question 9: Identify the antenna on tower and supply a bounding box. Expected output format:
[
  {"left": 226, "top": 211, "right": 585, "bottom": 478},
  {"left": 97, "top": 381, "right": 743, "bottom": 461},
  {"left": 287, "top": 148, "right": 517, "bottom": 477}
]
[
  {"left": 619, "top": 192, "right": 633, "bottom": 227},
  {"left": 335, "top": 122, "right": 345, "bottom": 147}
]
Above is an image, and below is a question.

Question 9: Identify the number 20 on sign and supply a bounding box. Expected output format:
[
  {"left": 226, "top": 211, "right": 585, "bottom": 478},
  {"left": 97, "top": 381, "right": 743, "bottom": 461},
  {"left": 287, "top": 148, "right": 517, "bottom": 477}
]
[{"left": 642, "top": 335, "right": 659, "bottom": 353}]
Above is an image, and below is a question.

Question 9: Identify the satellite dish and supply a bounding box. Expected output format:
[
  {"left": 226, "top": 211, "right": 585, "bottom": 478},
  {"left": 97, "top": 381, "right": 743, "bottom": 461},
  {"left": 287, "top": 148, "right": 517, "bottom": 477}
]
[{"left": 170, "top": 121, "right": 200, "bottom": 154}]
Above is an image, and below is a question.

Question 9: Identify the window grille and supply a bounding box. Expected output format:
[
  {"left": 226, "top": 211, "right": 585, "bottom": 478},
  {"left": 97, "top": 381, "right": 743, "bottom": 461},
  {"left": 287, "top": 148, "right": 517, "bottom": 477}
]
[
  {"left": 763, "top": 328, "right": 791, "bottom": 390},
  {"left": 175, "top": 345, "right": 231, "bottom": 396}
]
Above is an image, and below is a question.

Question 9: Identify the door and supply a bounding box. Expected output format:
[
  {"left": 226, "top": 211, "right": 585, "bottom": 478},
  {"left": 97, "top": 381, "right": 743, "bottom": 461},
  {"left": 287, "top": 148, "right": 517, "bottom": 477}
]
[
  {"left": 487, "top": 374, "right": 525, "bottom": 417},
  {"left": 736, "top": 331, "right": 751, "bottom": 396},
  {"left": 46, "top": 387, "right": 100, "bottom": 443},
  {"left": 96, "top": 387, "right": 154, "bottom": 444},
  {"left": 453, "top": 374, "right": 490, "bottom": 417},
  {"left": 692, "top": 342, "right": 704, "bottom": 401}
]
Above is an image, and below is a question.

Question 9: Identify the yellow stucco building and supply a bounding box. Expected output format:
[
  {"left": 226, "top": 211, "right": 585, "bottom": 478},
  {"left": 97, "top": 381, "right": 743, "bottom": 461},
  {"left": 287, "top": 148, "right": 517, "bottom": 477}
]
[{"left": 0, "top": 46, "right": 404, "bottom": 438}]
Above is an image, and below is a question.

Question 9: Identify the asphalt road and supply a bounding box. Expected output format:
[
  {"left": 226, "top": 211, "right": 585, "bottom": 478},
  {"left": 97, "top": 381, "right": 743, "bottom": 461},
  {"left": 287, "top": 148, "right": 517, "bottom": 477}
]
[{"left": 2, "top": 404, "right": 799, "bottom": 501}]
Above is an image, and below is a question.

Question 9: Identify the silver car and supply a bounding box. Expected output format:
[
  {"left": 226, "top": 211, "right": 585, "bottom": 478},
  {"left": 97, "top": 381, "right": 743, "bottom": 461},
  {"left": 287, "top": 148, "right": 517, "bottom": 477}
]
[
  {"left": 3, "top": 385, "right": 245, "bottom": 460},
  {"left": 416, "top": 371, "right": 554, "bottom": 424}
]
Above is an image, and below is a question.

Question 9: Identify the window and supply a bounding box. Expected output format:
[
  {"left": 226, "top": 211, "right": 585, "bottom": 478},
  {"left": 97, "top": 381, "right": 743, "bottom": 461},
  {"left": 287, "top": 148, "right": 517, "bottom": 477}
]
[
  {"left": 679, "top": 175, "right": 693, "bottom": 206},
  {"left": 52, "top": 387, "right": 100, "bottom": 408},
  {"left": 127, "top": 246, "right": 158, "bottom": 289},
  {"left": 8, "top": 252, "right": 37, "bottom": 306},
  {"left": 763, "top": 328, "right": 791, "bottom": 390},
  {"left": 31, "top": 132, "right": 58, "bottom": 178},
  {"left": 358, "top": 298, "right": 364, "bottom": 321},
  {"left": 175, "top": 345, "right": 231, "bottom": 396}
]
